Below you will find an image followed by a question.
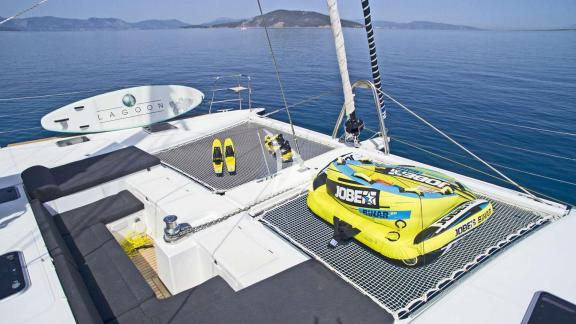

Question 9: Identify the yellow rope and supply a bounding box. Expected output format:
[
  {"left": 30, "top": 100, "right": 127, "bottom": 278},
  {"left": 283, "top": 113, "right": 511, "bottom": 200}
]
[{"left": 120, "top": 232, "right": 154, "bottom": 257}]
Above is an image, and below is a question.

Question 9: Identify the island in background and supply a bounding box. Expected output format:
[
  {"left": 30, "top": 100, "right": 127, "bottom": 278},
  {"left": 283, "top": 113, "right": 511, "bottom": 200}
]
[{"left": 1, "top": 9, "right": 573, "bottom": 32}]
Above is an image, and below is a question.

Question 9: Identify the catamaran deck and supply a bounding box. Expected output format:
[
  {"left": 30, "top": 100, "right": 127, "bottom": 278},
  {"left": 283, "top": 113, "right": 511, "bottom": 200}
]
[{"left": 0, "top": 109, "right": 572, "bottom": 324}]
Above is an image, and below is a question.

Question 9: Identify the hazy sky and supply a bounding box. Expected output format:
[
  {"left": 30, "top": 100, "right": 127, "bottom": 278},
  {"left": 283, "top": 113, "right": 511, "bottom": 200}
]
[{"left": 2, "top": 0, "right": 575, "bottom": 29}]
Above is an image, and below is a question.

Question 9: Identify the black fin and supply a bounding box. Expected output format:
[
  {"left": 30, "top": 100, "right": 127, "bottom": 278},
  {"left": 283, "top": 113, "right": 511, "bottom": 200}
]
[{"left": 328, "top": 217, "right": 360, "bottom": 248}]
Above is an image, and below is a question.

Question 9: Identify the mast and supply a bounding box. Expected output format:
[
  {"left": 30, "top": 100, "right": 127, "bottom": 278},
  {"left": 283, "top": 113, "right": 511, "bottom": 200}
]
[{"left": 326, "top": 0, "right": 364, "bottom": 146}]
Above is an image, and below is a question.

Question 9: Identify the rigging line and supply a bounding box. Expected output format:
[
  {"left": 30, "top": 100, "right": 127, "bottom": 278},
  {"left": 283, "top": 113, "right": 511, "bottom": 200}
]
[
  {"left": 444, "top": 112, "right": 575, "bottom": 137},
  {"left": 392, "top": 135, "right": 576, "bottom": 187},
  {"left": 0, "top": 86, "right": 140, "bottom": 102},
  {"left": 0, "top": 126, "right": 43, "bottom": 134},
  {"left": 261, "top": 90, "right": 337, "bottom": 117},
  {"left": 0, "top": 113, "right": 42, "bottom": 119},
  {"left": 256, "top": 0, "right": 302, "bottom": 162},
  {"left": 361, "top": 128, "right": 510, "bottom": 185},
  {"left": 449, "top": 133, "right": 576, "bottom": 162},
  {"left": 344, "top": 125, "right": 572, "bottom": 205},
  {"left": 392, "top": 138, "right": 574, "bottom": 207},
  {"left": 0, "top": 0, "right": 49, "bottom": 26},
  {"left": 394, "top": 104, "right": 576, "bottom": 137},
  {"left": 377, "top": 88, "right": 535, "bottom": 197}
]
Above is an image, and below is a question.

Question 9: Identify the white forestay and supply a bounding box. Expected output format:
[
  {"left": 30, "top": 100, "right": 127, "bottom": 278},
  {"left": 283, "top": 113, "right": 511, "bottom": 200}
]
[
  {"left": 377, "top": 88, "right": 536, "bottom": 197},
  {"left": 256, "top": 0, "right": 304, "bottom": 168},
  {"left": 0, "top": 0, "right": 49, "bottom": 26}
]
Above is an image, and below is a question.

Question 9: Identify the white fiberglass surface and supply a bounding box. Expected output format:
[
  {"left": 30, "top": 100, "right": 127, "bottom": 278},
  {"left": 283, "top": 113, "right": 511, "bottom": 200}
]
[{"left": 0, "top": 185, "right": 76, "bottom": 324}]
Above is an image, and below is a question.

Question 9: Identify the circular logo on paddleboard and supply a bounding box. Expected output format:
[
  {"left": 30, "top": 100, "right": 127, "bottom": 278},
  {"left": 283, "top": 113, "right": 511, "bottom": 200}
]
[{"left": 122, "top": 94, "right": 137, "bottom": 107}]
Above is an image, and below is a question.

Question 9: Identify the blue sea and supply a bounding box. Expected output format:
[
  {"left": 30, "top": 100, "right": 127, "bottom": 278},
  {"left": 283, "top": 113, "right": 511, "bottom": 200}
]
[{"left": 0, "top": 29, "right": 575, "bottom": 204}]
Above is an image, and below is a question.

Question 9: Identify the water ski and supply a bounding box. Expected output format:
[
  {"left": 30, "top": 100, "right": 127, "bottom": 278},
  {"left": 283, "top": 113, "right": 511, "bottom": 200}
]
[
  {"left": 224, "top": 138, "right": 236, "bottom": 174},
  {"left": 212, "top": 138, "right": 224, "bottom": 177}
]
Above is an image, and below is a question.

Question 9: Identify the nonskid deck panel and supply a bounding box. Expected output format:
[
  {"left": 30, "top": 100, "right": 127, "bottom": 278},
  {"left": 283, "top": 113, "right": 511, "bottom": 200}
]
[
  {"left": 156, "top": 122, "right": 332, "bottom": 191},
  {"left": 261, "top": 194, "right": 549, "bottom": 319}
]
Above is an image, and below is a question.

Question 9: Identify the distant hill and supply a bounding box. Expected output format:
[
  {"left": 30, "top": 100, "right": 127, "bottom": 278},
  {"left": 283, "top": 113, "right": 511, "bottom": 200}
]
[
  {"left": 130, "top": 19, "right": 189, "bottom": 30},
  {"left": 0, "top": 18, "right": 19, "bottom": 31},
  {"left": 193, "top": 10, "right": 362, "bottom": 28},
  {"left": 0, "top": 16, "right": 189, "bottom": 31},
  {"left": 365, "top": 20, "right": 481, "bottom": 30},
  {"left": 201, "top": 17, "right": 244, "bottom": 26},
  {"left": 0, "top": 13, "right": 482, "bottom": 32}
]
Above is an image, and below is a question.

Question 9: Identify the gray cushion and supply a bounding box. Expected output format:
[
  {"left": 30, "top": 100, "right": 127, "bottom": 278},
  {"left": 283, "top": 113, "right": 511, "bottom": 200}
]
[
  {"left": 22, "top": 146, "right": 160, "bottom": 202},
  {"left": 55, "top": 190, "right": 143, "bottom": 236},
  {"left": 22, "top": 166, "right": 61, "bottom": 202},
  {"left": 80, "top": 240, "right": 155, "bottom": 322},
  {"left": 52, "top": 255, "right": 104, "bottom": 324},
  {"left": 171, "top": 260, "right": 392, "bottom": 324},
  {"left": 106, "top": 307, "right": 148, "bottom": 324},
  {"left": 137, "top": 276, "right": 235, "bottom": 324},
  {"left": 29, "top": 200, "right": 75, "bottom": 265},
  {"left": 63, "top": 223, "right": 114, "bottom": 265}
]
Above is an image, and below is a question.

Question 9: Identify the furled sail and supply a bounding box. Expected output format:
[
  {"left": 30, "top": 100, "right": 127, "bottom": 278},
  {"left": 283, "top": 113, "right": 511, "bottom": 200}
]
[
  {"left": 326, "top": 0, "right": 364, "bottom": 145},
  {"left": 326, "top": 0, "right": 355, "bottom": 117}
]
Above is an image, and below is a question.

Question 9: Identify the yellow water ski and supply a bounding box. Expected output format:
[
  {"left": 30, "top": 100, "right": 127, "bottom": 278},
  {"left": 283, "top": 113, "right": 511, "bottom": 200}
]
[
  {"left": 212, "top": 138, "right": 224, "bottom": 176},
  {"left": 224, "top": 137, "right": 236, "bottom": 174}
]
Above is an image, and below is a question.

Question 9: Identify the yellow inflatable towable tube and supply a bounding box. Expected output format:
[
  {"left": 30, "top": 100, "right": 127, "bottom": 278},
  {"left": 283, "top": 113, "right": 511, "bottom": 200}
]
[{"left": 307, "top": 155, "right": 493, "bottom": 266}]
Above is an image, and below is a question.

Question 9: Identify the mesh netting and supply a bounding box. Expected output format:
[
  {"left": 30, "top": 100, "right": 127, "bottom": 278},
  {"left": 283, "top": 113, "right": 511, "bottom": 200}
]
[
  {"left": 261, "top": 194, "right": 549, "bottom": 319},
  {"left": 156, "top": 122, "right": 332, "bottom": 191}
]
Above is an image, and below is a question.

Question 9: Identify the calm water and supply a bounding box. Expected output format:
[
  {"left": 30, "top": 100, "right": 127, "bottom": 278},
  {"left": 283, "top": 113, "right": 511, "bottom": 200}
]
[{"left": 1, "top": 29, "right": 575, "bottom": 204}]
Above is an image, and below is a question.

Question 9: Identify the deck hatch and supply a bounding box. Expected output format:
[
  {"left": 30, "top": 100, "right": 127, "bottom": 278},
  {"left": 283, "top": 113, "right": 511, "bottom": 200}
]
[
  {"left": 521, "top": 291, "right": 576, "bottom": 324},
  {"left": 143, "top": 122, "right": 177, "bottom": 134},
  {"left": 56, "top": 136, "right": 90, "bottom": 147},
  {"left": 0, "top": 252, "right": 28, "bottom": 301},
  {"left": 261, "top": 194, "right": 550, "bottom": 320},
  {"left": 0, "top": 187, "right": 19, "bottom": 204}
]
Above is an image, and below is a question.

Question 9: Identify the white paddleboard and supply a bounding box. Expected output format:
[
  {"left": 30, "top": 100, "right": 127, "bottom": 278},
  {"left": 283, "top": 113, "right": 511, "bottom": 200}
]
[{"left": 41, "top": 85, "right": 204, "bottom": 133}]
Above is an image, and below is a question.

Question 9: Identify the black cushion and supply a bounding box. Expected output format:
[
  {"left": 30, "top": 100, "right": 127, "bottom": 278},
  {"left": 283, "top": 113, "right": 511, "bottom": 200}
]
[
  {"left": 55, "top": 190, "right": 144, "bottom": 237},
  {"left": 22, "top": 166, "right": 61, "bottom": 202},
  {"left": 29, "top": 200, "right": 75, "bottom": 265},
  {"left": 52, "top": 255, "right": 104, "bottom": 324},
  {"left": 29, "top": 191, "right": 147, "bottom": 323},
  {"left": 80, "top": 240, "right": 155, "bottom": 322},
  {"left": 63, "top": 223, "right": 115, "bottom": 265},
  {"left": 135, "top": 276, "right": 235, "bottom": 324},
  {"left": 171, "top": 260, "right": 392, "bottom": 324},
  {"left": 106, "top": 307, "right": 148, "bottom": 324},
  {"left": 22, "top": 146, "right": 160, "bottom": 202}
]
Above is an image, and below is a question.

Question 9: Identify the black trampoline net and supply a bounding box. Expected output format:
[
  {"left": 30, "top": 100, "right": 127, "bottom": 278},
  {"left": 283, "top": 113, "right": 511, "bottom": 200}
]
[{"left": 156, "top": 122, "right": 333, "bottom": 191}]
